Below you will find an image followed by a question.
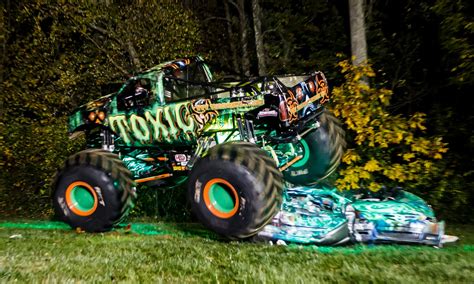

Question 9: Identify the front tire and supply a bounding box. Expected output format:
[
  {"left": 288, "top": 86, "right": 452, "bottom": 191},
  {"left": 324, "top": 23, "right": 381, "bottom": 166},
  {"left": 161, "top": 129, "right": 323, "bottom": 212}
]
[
  {"left": 52, "top": 149, "right": 136, "bottom": 232},
  {"left": 283, "top": 109, "right": 346, "bottom": 185},
  {"left": 188, "top": 142, "right": 283, "bottom": 239}
]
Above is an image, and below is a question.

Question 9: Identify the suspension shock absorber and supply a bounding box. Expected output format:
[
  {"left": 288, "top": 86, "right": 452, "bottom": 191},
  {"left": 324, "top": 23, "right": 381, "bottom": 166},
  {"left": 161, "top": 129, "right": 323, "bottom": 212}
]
[
  {"left": 237, "top": 113, "right": 258, "bottom": 144},
  {"left": 100, "top": 129, "right": 115, "bottom": 152}
]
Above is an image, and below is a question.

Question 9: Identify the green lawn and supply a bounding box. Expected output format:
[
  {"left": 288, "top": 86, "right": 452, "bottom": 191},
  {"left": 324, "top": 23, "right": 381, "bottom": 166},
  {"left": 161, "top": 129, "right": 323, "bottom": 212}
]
[{"left": 1, "top": 221, "right": 473, "bottom": 283}]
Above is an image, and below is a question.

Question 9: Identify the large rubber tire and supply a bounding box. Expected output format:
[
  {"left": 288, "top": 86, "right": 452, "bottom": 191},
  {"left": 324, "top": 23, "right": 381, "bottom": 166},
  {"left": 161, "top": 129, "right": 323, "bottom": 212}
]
[
  {"left": 283, "top": 109, "right": 346, "bottom": 185},
  {"left": 52, "top": 149, "right": 136, "bottom": 232},
  {"left": 188, "top": 142, "right": 283, "bottom": 239}
]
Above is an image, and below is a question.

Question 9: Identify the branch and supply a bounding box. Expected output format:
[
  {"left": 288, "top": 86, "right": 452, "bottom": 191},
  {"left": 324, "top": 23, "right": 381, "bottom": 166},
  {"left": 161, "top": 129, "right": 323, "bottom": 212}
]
[
  {"left": 127, "top": 40, "right": 141, "bottom": 69},
  {"left": 262, "top": 28, "right": 278, "bottom": 38},
  {"left": 89, "top": 23, "right": 141, "bottom": 70},
  {"left": 83, "top": 33, "right": 129, "bottom": 75},
  {"left": 227, "top": 0, "right": 242, "bottom": 15},
  {"left": 203, "top": 16, "right": 231, "bottom": 23},
  {"left": 88, "top": 24, "right": 110, "bottom": 37},
  {"left": 88, "top": 23, "right": 125, "bottom": 47}
]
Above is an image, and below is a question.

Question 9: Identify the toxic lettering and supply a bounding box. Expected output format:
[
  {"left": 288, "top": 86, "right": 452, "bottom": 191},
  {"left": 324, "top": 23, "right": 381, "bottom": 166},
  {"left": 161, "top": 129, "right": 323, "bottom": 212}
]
[{"left": 109, "top": 101, "right": 216, "bottom": 145}]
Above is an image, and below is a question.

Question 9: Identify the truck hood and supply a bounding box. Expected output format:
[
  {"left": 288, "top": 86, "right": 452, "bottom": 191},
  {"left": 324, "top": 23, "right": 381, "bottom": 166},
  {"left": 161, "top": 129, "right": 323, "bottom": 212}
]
[{"left": 68, "top": 94, "right": 114, "bottom": 133}]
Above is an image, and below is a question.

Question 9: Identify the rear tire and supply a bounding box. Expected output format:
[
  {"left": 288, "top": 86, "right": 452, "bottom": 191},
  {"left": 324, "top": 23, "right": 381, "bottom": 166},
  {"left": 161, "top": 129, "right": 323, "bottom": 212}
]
[
  {"left": 283, "top": 109, "right": 346, "bottom": 185},
  {"left": 52, "top": 149, "right": 136, "bottom": 232},
  {"left": 188, "top": 142, "right": 283, "bottom": 239}
]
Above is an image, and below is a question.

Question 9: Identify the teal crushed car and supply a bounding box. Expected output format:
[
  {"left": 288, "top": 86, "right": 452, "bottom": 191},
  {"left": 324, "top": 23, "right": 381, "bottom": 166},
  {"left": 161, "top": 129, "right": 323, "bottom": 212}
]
[{"left": 258, "top": 187, "right": 450, "bottom": 246}]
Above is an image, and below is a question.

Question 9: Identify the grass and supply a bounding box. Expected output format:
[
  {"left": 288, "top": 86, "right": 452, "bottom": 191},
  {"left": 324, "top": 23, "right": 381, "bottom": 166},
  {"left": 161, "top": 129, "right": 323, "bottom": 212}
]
[{"left": 1, "top": 221, "right": 473, "bottom": 283}]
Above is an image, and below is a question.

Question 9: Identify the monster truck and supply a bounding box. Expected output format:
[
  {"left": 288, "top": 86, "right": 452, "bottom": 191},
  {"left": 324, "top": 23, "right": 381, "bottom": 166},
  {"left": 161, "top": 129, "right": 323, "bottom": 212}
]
[{"left": 52, "top": 56, "right": 345, "bottom": 238}]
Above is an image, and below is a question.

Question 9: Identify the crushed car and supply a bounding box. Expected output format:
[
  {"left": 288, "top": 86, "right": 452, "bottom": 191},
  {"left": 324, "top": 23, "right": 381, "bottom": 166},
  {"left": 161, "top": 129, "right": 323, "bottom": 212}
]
[{"left": 258, "top": 186, "right": 455, "bottom": 246}]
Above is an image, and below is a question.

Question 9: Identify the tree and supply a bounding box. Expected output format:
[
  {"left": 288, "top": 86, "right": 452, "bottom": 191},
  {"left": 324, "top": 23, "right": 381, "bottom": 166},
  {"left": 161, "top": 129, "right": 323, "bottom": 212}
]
[
  {"left": 348, "top": 0, "right": 368, "bottom": 66},
  {"left": 224, "top": 0, "right": 240, "bottom": 73},
  {"left": 237, "top": 0, "right": 251, "bottom": 76},
  {"left": 252, "top": 0, "right": 267, "bottom": 76}
]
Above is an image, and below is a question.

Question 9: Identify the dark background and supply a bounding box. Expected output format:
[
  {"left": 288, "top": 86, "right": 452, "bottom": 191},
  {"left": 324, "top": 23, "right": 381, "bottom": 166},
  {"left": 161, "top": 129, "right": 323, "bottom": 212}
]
[{"left": 0, "top": 0, "right": 472, "bottom": 222}]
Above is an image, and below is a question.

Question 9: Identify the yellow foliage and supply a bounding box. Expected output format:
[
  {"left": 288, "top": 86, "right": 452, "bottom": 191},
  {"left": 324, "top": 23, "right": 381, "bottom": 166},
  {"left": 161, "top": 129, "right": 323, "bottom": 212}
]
[
  {"left": 368, "top": 182, "right": 381, "bottom": 192},
  {"left": 402, "top": 153, "right": 415, "bottom": 161},
  {"left": 342, "top": 150, "right": 360, "bottom": 165},
  {"left": 332, "top": 60, "right": 448, "bottom": 191},
  {"left": 359, "top": 170, "right": 371, "bottom": 179},
  {"left": 364, "top": 159, "right": 381, "bottom": 172},
  {"left": 409, "top": 113, "right": 428, "bottom": 130}
]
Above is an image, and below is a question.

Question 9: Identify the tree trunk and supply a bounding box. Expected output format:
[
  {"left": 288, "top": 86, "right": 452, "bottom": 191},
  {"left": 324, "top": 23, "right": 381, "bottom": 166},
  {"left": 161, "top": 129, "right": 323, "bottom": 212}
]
[
  {"left": 237, "top": 0, "right": 251, "bottom": 76},
  {"left": 224, "top": 0, "right": 239, "bottom": 74},
  {"left": 348, "top": 0, "right": 368, "bottom": 66},
  {"left": 252, "top": 0, "right": 266, "bottom": 76},
  {"left": 127, "top": 40, "right": 141, "bottom": 71}
]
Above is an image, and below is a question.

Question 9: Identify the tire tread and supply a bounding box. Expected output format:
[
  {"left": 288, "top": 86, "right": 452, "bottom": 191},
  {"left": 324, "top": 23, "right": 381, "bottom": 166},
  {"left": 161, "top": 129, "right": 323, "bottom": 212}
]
[{"left": 53, "top": 149, "right": 136, "bottom": 230}]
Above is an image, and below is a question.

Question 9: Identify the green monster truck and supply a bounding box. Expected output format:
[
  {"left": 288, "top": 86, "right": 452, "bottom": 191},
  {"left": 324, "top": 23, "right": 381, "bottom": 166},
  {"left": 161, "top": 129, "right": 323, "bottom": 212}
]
[{"left": 53, "top": 56, "right": 345, "bottom": 239}]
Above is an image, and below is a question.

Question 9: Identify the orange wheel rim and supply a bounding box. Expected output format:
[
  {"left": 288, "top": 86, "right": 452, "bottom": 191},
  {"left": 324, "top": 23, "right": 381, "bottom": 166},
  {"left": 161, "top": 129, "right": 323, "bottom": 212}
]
[
  {"left": 203, "top": 178, "right": 239, "bottom": 219},
  {"left": 65, "top": 181, "right": 98, "bottom": 216}
]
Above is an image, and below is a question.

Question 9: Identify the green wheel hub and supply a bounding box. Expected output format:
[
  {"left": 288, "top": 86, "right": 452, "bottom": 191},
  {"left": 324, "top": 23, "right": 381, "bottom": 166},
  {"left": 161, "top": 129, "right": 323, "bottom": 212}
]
[
  {"left": 292, "top": 139, "right": 310, "bottom": 168},
  {"left": 70, "top": 186, "right": 96, "bottom": 212},
  {"left": 209, "top": 183, "right": 236, "bottom": 213}
]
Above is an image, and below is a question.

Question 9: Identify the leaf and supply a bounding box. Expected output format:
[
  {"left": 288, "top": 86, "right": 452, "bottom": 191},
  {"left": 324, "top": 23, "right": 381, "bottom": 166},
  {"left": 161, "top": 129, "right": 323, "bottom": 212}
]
[{"left": 364, "top": 159, "right": 381, "bottom": 172}]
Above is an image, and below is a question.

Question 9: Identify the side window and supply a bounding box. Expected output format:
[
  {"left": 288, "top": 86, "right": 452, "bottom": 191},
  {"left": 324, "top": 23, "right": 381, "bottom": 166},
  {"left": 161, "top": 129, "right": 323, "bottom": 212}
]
[
  {"left": 163, "top": 68, "right": 188, "bottom": 101},
  {"left": 163, "top": 62, "right": 210, "bottom": 102},
  {"left": 188, "top": 63, "right": 209, "bottom": 97},
  {"left": 117, "top": 78, "right": 153, "bottom": 111}
]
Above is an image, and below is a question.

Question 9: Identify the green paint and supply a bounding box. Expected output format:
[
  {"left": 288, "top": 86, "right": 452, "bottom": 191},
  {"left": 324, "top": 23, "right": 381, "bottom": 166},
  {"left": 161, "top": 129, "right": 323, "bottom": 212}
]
[
  {"left": 353, "top": 201, "right": 430, "bottom": 220},
  {"left": 70, "top": 185, "right": 95, "bottom": 212},
  {"left": 0, "top": 221, "right": 71, "bottom": 230},
  {"left": 0, "top": 221, "right": 169, "bottom": 236},
  {"left": 122, "top": 150, "right": 156, "bottom": 178},
  {"left": 68, "top": 111, "right": 83, "bottom": 133},
  {"left": 273, "top": 142, "right": 301, "bottom": 169},
  {"left": 129, "top": 223, "right": 172, "bottom": 236},
  {"left": 203, "top": 113, "right": 234, "bottom": 132},
  {"left": 201, "top": 59, "right": 214, "bottom": 81},
  {"left": 345, "top": 190, "right": 436, "bottom": 221},
  {"left": 155, "top": 72, "right": 165, "bottom": 104},
  {"left": 209, "top": 183, "right": 235, "bottom": 213},
  {"left": 0, "top": 221, "right": 185, "bottom": 237}
]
